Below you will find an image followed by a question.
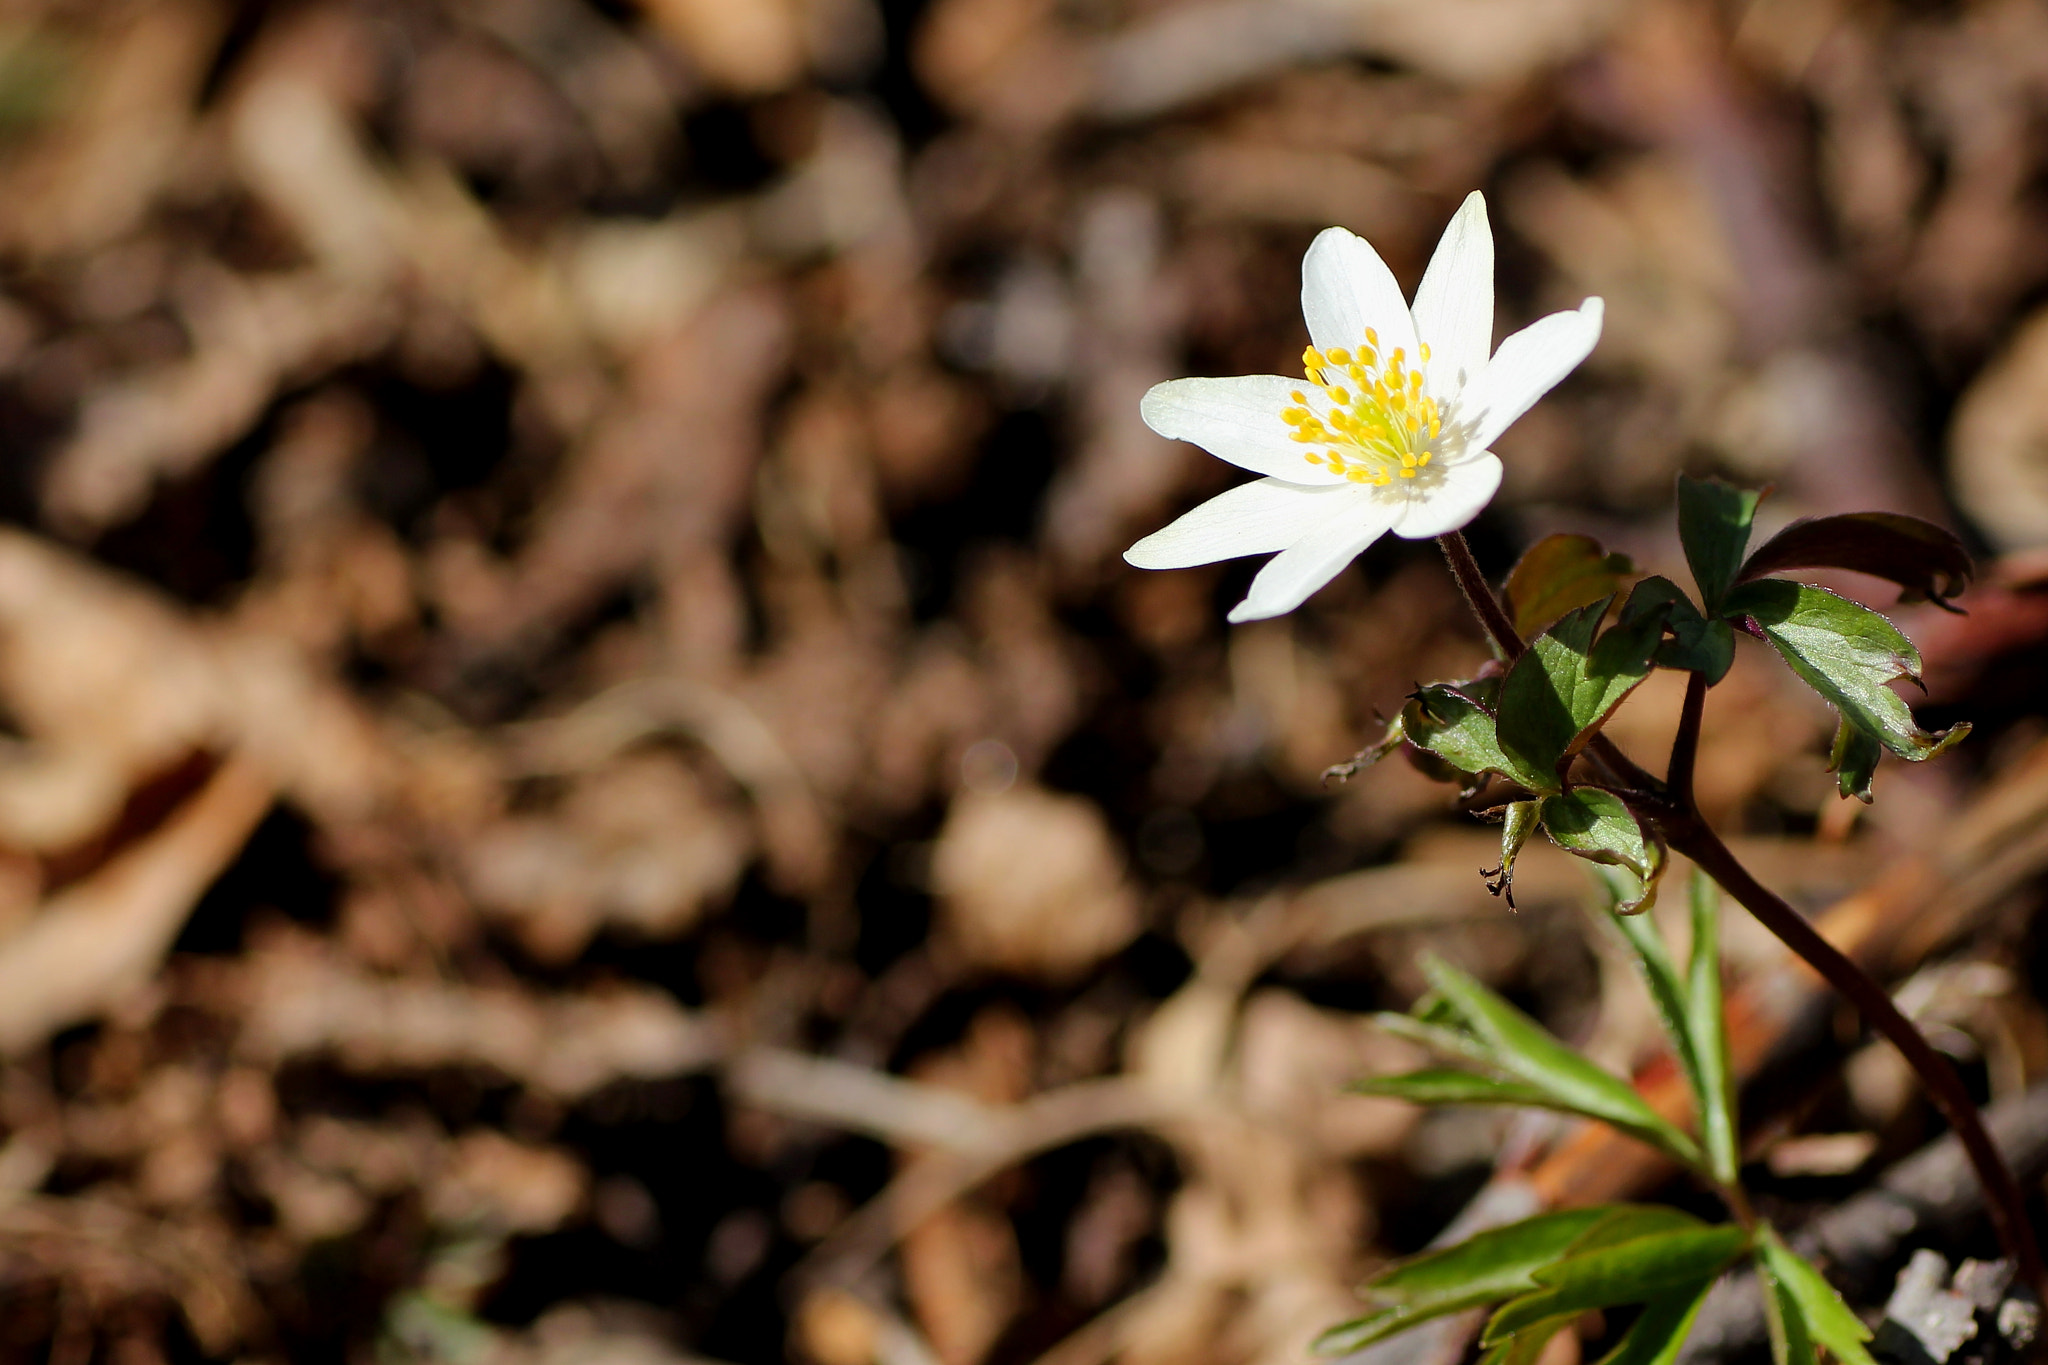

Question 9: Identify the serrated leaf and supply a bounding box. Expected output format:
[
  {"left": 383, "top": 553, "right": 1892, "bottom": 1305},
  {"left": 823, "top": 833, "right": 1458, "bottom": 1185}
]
[
  {"left": 1723, "top": 579, "right": 1969, "bottom": 763},
  {"left": 1542, "top": 790, "right": 1655, "bottom": 880},
  {"left": 1624, "top": 577, "right": 1735, "bottom": 683},
  {"left": 1313, "top": 1206, "right": 1618, "bottom": 1354},
  {"left": 1483, "top": 1225, "right": 1750, "bottom": 1343},
  {"left": 1736, "top": 512, "right": 1973, "bottom": 612},
  {"left": 1421, "top": 955, "right": 1702, "bottom": 1167},
  {"left": 1678, "top": 475, "right": 1764, "bottom": 611},
  {"left": 1687, "top": 872, "right": 1738, "bottom": 1185},
  {"left": 1506, "top": 534, "right": 1638, "bottom": 638},
  {"left": 1756, "top": 1229, "right": 1877, "bottom": 1365},
  {"left": 1828, "top": 717, "right": 1881, "bottom": 804},
  {"left": 1498, "top": 600, "right": 1667, "bottom": 786},
  {"left": 1403, "top": 681, "right": 1551, "bottom": 793},
  {"left": 1349, "top": 1069, "right": 1558, "bottom": 1108},
  {"left": 1593, "top": 1278, "right": 1718, "bottom": 1365}
]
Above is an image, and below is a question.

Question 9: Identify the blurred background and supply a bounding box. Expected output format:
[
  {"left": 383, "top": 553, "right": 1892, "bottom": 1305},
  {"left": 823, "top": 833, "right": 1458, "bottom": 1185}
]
[{"left": 0, "top": 0, "right": 2046, "bottom": 1361}]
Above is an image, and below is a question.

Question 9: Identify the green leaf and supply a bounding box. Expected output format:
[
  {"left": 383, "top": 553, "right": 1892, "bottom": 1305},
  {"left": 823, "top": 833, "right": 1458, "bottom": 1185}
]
[
  {"left": 1686, "top": 872, "right": 1739, "bottom": 1186},
  {"left": 1498, "top": 600, "right": 1667, "bottom": 786},
  {"left": 1541, "top": 790, "right": 1656, "bottom": 882},
  {"left": 1723, "top": 579, "right": 1969, "bottom": 762},
  {"left": 1756, "top": 1228, "right": 1877, "bottom": 1365},
  {"left": 1828, "top": 717, "right": 1881, "bottom": 804},
  {"left": 1736, "top": 512, "right": 1973, "bottom": 612},
  {"left": 1403, "top": 681, "right": 1552, "bottom": 793},
  {"left": 1483, "top": 1225, "right": 1750, "bottom": 1343},
  {"left": 1487, "top": 800, "right": 1541, "bottom": 908},
  {"left": 1623, "top": 577, "right": 1735, "bottom": 684},
  {"left": 1421, "top": 955, "right": 1703, "bottom": 1168},
  {"left": 1313, "top": 1206, "right": 1617, "bottom": 1354},
  {"left": 1349, "top": 1069, "right": 1558, "bottom": 1108},
  {"left": 1479, "top": 1317, "right": 1576, "bottom": 1365},
  {"left": 1604, "top": 883, "right": 1707, "bottom": 1160},
  {"left": 1677, "top": 475, "right": 1763, "bottom": 611},
  {"left": 1593, "top": 1279, "right": 1718, "bottom": 1365},
  {"left": 1506, "top": 534, "right": 1638, "bottom": 639},
  {"left": 1370, "top": 1011, "right": 1503, "bottom": 1072}
]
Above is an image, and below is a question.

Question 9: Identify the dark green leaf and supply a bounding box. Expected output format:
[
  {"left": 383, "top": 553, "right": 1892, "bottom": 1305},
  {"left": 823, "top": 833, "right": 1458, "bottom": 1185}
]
[
  {"left": 1679, "top": 478, "right": 1761, "bottom": 609},
  {"left": 1736, "top": 512, "right": 1973, "bottom": 612},
  {"left": 1421, "top": 956, "right": 1702, "bottom": 1167},
  {"left": 1677, "top": 475, "right": 1764, "bottom": 611},
  {"left": 1403, "top": 682, "right": 1552, "bottom": 793},
  {"left": 1506, "top": 534, "right": 1637, "bottom": 639},
  {"left": 1757, "top": 1229, "right": 1877, "bottom": 1365},
  {"left": 1687, "top": 872, "right": 1738, "bottom": 1186},
  {"left": 1349, "top": 1069, "right": 1558, "bottom": 1108},
  {"left": 1828, "top": 717, "right": 1881, "bottom": 804},
  {"left": 1313, "top": 1206, "right": 1617, "bottom": 1354},
  {"left": 1624, "top": 577, "right": 1735, "bottom": 683},
  {"left": 1498, "top": 601, "right": 1666, "bottom": 786},
  {"left": 1593, "top": 1279, "right": 1718, "bottom": 1365},
  {"left": 1722, "top": 580, "right": 1969, "bottom": 762},
  {"left": 1542, "top": 790, "right": 1655, "bottom": 880},
  {"left": 1483, "top": 1226, "right": 1750, "bottom": 1343}
]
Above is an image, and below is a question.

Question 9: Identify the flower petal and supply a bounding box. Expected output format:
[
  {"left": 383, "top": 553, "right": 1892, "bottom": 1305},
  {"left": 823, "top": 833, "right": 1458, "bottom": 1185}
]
[
  {"left": 1411, "top": 191, "right": 1493, "bottom": 400},
  {"left": 1391, "top": 451, "right": 1503, "bottom": 539},
  {"left": 1300, "top": 227, "right": 1419, "bottom": 365},
  {"left": 1126, "top": 477, "right": 1348, "bottom": 569},
  {"left": 1226, "top": 496, "right": 1397, "bottom": 623},
  {"left": 1463, "top": 298, "right": 1604, "bottom": 449},
  {"left": 1142, "top": 375, "right": 1347, "bottom": 485}
]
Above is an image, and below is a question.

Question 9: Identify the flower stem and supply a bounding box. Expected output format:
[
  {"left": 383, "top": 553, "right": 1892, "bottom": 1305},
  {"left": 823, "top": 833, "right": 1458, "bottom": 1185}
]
[
  {"left": 1669, "top": 816, "right": 2046, "bottom": 1300},
  {"left": 1434, "top": 530, "right": 2046, "bottom": 1299}
]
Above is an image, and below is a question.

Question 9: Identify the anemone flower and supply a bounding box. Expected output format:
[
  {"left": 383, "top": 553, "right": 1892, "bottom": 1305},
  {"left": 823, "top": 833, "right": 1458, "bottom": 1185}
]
[{"left": 1125, "top": 193, "right": 1603, "bottom": 622}]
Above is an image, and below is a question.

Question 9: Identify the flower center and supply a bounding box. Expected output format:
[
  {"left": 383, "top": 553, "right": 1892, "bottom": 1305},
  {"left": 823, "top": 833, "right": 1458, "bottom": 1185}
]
[{"left": 1281, "top": 332, "right": 1444, "bottom": 486}]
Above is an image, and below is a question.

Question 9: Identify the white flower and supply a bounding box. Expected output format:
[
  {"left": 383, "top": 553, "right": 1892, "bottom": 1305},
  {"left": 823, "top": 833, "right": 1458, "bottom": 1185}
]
[{"left": 1125, "top": 193, "right": 1603, "bottom": 623}]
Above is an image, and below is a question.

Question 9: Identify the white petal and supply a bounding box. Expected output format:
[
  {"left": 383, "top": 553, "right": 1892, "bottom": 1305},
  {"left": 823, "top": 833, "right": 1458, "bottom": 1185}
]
[
  {"left": 1226, "top": 496, "right": 1397, "bottom": 623},
  {"left": 1391, "top": 452, "right": 1503, "bottom": 539},
  {"left": 1300, "top": 227, "right": 1419, "bottom": 365},
  {"left": 1142, "top": 375, "right": 1346, "bottom": 485},
  {"left": 1411, "top": 192, "right": 1493, "bottom": 400},
  {"left": 1463, "top": 298, "right": 1604, "bottom": 449},
  {"left": 1125, "top": 478, "right": 1345, "bottom": 568}
]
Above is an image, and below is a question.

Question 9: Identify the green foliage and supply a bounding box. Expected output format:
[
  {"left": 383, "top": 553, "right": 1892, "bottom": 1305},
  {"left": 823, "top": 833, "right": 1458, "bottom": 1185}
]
[
  {"left": 1623, "top": 576, "right": 1735, "bottom": 684},
  {"left": 1482, "top": 1224, "right": 1749, "bottom": 1342},
  {"left": 1402, "top": 679, "right": 1549, "bottom": 793},
  {"left": 1497, "top": 599, "right": 1666, "bottom": 788},
  {"left": 1372, "top": 955, "right": 1702, "bottom": 1168},
  {"left": 1314, "top": 1207, "right": 1618, "bottom": 1352},
  {"left": 1541, "top": 790, "right": 1660, "bottom": 899},
  {"left": 1676, "top": 475, "right": 1763, "bottom": 611},
  {"left": 1505, "top": 534, "right": 1637, "bottom": 638},
  {"left": 1685, "top": 873, "right": 1739, "bottom": 1185},
  {"left": 1736, "top": 511, "right": 1973, "bottom": 611},
  {"left": 1722, "top": 579, "right": 1968, "bottom": 763},
  {"left": 1828, "top": 717, "right": 1883, "bottom": 804},
  {"left": 1489, "top": 799, "right": 1540, "bottom": 906},
  {"left": 1756, "top": 1229, "right": 1877, "bottom": 1365}
]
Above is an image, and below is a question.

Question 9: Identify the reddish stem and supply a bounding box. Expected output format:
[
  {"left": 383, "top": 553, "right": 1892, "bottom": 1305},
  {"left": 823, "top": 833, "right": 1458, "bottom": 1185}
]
[{"left": 1435, "top": 531, "right": 2046, "bottom": 1298}]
